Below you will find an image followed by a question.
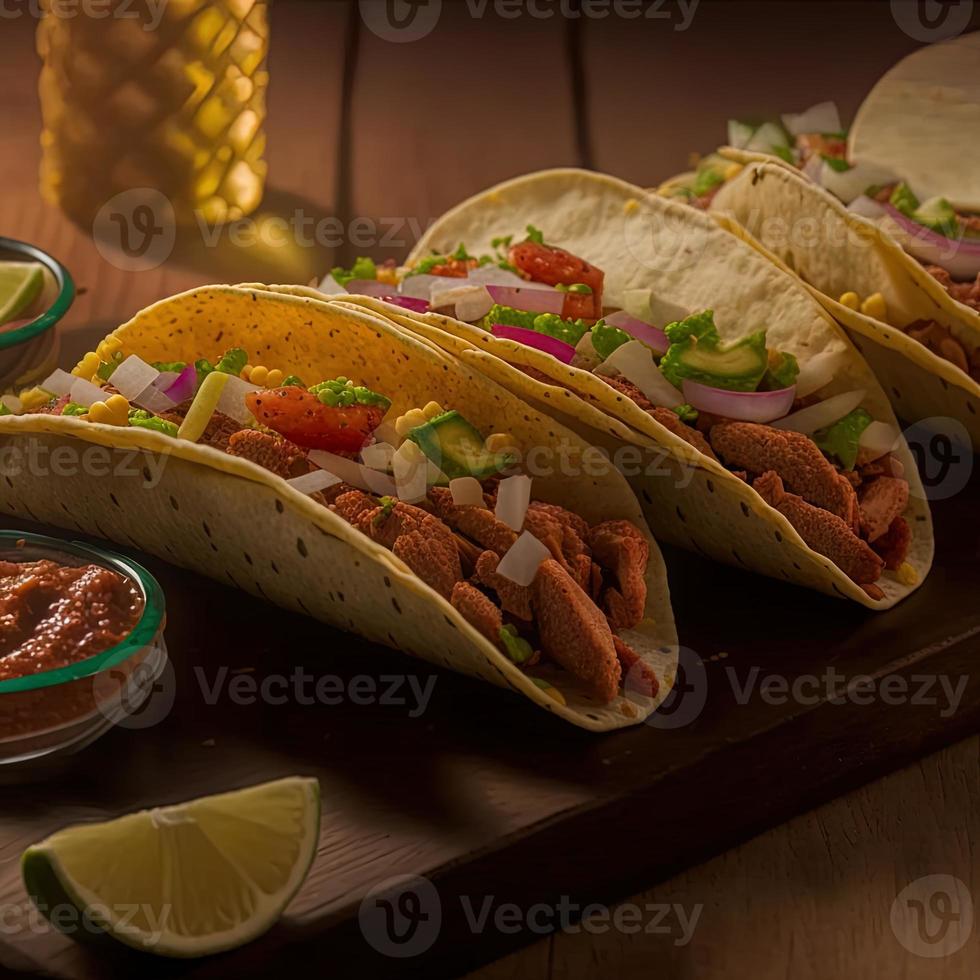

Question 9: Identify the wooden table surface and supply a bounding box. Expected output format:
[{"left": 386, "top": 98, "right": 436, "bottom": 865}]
[{"left": 1, "top": 3, "right": 979, "bottom": 978}]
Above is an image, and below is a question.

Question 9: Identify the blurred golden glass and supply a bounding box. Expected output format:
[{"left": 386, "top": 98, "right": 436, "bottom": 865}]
[{"left": 37, "top": 0, "right": 269, "bottom": 225}]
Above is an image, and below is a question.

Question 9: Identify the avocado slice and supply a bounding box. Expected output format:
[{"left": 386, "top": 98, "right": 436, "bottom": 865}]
[{"left": 407, "top": 410, "right": 515, "bottom": 481}]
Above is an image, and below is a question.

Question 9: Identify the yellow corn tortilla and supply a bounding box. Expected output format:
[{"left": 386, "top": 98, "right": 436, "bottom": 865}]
[
  {"left": 283, "top": 168, "right": 932, "bottom": 608},
  {"left": 0, "top": 286, "right": 678, "bottom": 731},
  {"left": 710, "top": 156, "right": 980, "bottom": 448}
]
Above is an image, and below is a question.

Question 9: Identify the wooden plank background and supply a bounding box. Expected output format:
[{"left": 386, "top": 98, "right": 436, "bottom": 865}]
[{"left": 1, "top": 2, "right": 979, "bottom": 977}]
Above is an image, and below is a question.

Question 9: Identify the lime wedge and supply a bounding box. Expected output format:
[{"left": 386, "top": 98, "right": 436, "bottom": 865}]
[
  {"left": 22, "top": 776, "right": 320, "bottom": 958},
  {"left": 0, "top": 262, "right": 45, "bottom": 326}
]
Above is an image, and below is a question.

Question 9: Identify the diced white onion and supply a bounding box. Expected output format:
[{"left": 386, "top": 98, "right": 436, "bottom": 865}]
[
  {"left": 69, "top": 377, "right": 106, "bottom": 408},
  {"left": 318, "top": 273, "right": 345, "bottom": 294},
  {"left": 429, "top": 284, "right": 494, "bottom": 322},
  {"left": 398, "top": 274, "right": 454, "bottom": 301},
  {"left": 1, "top": 394, "right": 23, "bottom": 415},
  {"left": 40, "top": 368, "right": 75, "bottom": 396},
  {"left": 727, "top": 119, "right": 755, "bottom": 149},
  {"left": 847, "top": 194, "right": 888, "bottom": 221},
  {"left": 464, "top": 266, "right": 529, "bottom": 288},
  {"left": 802, "top": 153, "right": 824, "bottom": 184},
  {"left": 597, "top": 340, "right": 683, "bottom": 407},
  {"left": 496, "top": 531, "right": 551, "bottom": 587},
  {"left": 392, "top": 440, "right": 429, "bottom": 503},
  {"left": 781, "top": 101, "right": 841, "bottom": 137},
  {"left": 621, "top": 288, "right": 689, "bottom": 329},
  {"left": 308, "top": 449, "right": 398, "bottom": 497},
  {"left": 771, "top": 389, "right": 866, "bottom": 434},
  {"left": 745, "top": 121, "right": 790, "bottom": 155},
  {"left": 495, "top": 474, "right": 532, "bottom": 531},
  {"left": 820, "top": 160, "right": 898, "bottom": 205},
  {"left": 794, "top": 350, "right": 848, "bottom": 399},
  {"left": 360, "top": 441, "right": 396, "bottom": 471},
  {"left": 287, "top": 469, "right": 342, "bottom": 496},
  {"left": 133, "top": 383, "right": 177, "bottom": 415},
  {"left": 858, "top": 421, "right": 900, "bottom": 462},
  {"left": 450, "top": 476, "right": 485, "bottom": 507},
  {"left": 154, "top": 371, "right": 179, "bottom": 391},
  {"left": 216, "top": 374, "right": 261, "bottom": 425},
  {"left": 110, "top": 355, "right": 160, "bottom": 401},
  {"left": 572, "top": 330, "right": 601, "bottom": 371}
]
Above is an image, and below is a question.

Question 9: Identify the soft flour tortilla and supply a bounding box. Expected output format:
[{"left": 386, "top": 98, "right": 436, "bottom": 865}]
[
  {"left": 711, "top": 156, "right": 980, "bottom": 447},
  {"left": 288, "top": 168, "right": 933, "bottom": 608},
  {"left": 849, "top": 32, "right": 980, "bottom": 211},
  {"left": 0, "top": 286, "right": 677, "bottom": 731}
]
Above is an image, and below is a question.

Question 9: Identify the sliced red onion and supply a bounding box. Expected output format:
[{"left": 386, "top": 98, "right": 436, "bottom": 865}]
[
  {"left": 794, "top": 350, "right": 848, "bottom": 399},
  {"left": 69, "top": 377, "right": 106, "bottom": 408},
  {"left": 847, "top": 195, "right": 887, "bottom": 221},
  {"left": 781, "top": 101, "right": 841, "bottom": 137},
  {"left": 162, "top": 363, "right": 198, "bottom": 404},
  {"left": 682, "top": 380, "right": 796, "bottom": 423},
  {"left": 382, "top": 295, "right": 429, "bottom": 314},
  {"left": 360, "top": 441, "right": 395, "bottom": 471},
  {"left": 216, "top": 375, "right": 262, "bottom": 425},
  {"left": 858, "top": 421, "right": 900, "bottom": 462},
  {"left": 496, "top": 531, "right": 550, "bottom": 587},
  {"left": 344, "top": 279, "right": 392, "bottom": 298},
  {"left": 771, "top": 389, "right": 866, "bottom": 434},
  {"left": 110, "top": 355, "right": 160, "bottom": 401},
  {"left": 495, "top": 474, "right": 532, "bottom": 531},
  {"left": 882, "top": 204, "right": 980, "bottom": 281},
  {"left": 597, "top": 340, "right": 682, "bottom": 407},
  {"left": 491, "top": 324, "right": 576, "bottom": 364},
  {"left": 40, "top": 368, "right": 76, "bottom": 397},
  {"left": 287, "top": 469, "right": 342, "bottom": 496},
  {"left": 308, "top": 449, "right": 398, "bottom": 497},
  {"left": 133, "top": 383, "right": 177, "bottom": 415},
  {"left": 450, "top": 476, "right": 484, "bottom": 507},
  {"left": 603, "top": 310, "right": 669, "bottom": 354},
  {"left": 485, "top": 284, "right": 563, "bottom": 314}
]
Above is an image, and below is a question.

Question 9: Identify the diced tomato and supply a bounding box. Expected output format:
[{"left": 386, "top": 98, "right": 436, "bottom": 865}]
[
  {"left": 507, "top": 241, "right": 604, "bottom": 319},
  {"left": 427, "top": 257, "right": 479, "bottom": 278},
  {"left": 795, "top": 133, "right": 847, "bottom": 165},
  {"left": 246, "top": 387, "right": 384, "bottom": 453}
]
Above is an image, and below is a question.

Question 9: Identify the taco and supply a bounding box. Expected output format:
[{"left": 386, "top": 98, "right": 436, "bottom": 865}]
[
  {"left": 273, "top": 168, "right": 933, "bottom": 608},
  {"left": 0, "top": 285, "right": 678, "bottom": 731}
]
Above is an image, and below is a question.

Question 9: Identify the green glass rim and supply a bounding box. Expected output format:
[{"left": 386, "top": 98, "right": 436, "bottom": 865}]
[
  {"left": 0, "top": 531, "right": 166, "bottom": 694},
  {"left": 0, "top": 236, "right": 75, "bottom": 352}
]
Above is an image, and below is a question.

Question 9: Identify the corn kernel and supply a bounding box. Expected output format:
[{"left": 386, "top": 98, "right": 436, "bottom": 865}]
[
  {"left": 485, "top": 433, "right": 515, "bottom": 454},
  {"left": 422, "top": 401, "right": 443, "bottom": 420},
  {"left": 838, "top": 291, "right": 860, "bottom": 310},
  {"left": 623, "top": 198, "right": 639, "bottom": 216},
  {"left": 265, "top": 369, "right": 283, "bottom": 387},
  {"left": 376, "top": 267, "right": 399, "bottom": 286},
  {"left": 395, "top": 409, "right": 427, "bottom": 438},
  {"left": 87, "top": 394, "right": 130, "bottom": 426},
  {"left": 860, "top": 292, "right": 888, "bottom": 320},
  {"left": 896, "top": 561, "right": 918, "bottom": 586},
  {"left": 249, "top": 365, "right": 269, "bottom": 386},
  {"left": 18, "top": 387, "right": 53, "bottom": 411},
  {"left": 241, "top": 364, "right": 254, "bottom": 381},
  {"left": 97, "top": 336, "right": 123, "bottom": 359},
  {"left": 74, "top": 352, "right": 101, "bottom": 379},
  {"left": 723, "top": 162, "right": 744, "bottom": 181}
]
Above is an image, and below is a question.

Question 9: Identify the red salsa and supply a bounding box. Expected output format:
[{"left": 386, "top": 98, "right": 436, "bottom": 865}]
[{"left": 0, "top": 558, "right": 143, "bottom": 681}]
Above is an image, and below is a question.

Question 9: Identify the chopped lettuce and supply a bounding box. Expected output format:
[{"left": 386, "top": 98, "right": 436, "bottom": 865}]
[
  {"left": 330, "top": 256, "right": 377, "bottom": 287},
  {"left": 673, "top": 403, "right": 699, "bottom": 422},
  {"left": 590, "top": 321, "right": 632, "bottom": 360},
  {"left": 691, "top": 167, "right": 725, "bottom": 198},
  {"left": 61, "top": 402, "right": 88, "bottom": 417},
  {"left": 483, "top": 304, "right": 591, "bottom": 347},
  {"left": 813, "top": 408, "right": 872, "bottom": 470},
  {"left": 889, "top": 183, "right": 959, "bottom": 237},
  {"left": 128, "top": 409, "right": 178, "bottom": 437},
  {"left": 760, "top": 350, "right": 800, "bottom": 391},
  {"left": 499, "top": 624, "right": 534, "bottom": 664}
]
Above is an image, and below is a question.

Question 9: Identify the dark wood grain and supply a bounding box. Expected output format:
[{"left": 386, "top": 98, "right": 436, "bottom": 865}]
[{"left": 1, "top": 4, "right": 979, "bottom": 979}]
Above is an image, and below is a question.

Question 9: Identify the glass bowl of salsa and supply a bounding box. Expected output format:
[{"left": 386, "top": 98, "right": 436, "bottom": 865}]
[
  {"left": 0, "top": 237, "right": 74, "bottom": 393},
  {"left": 0, "top": 531, "right": 167, "bottom": 766}
]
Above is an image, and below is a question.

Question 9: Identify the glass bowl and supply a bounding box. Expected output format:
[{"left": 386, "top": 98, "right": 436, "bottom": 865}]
[
  {"left": 0, "top": 237, "right": 74, "bottom": 391},
  {"left": 0, "top": 531, "right": 167, "bottom": 767}
]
